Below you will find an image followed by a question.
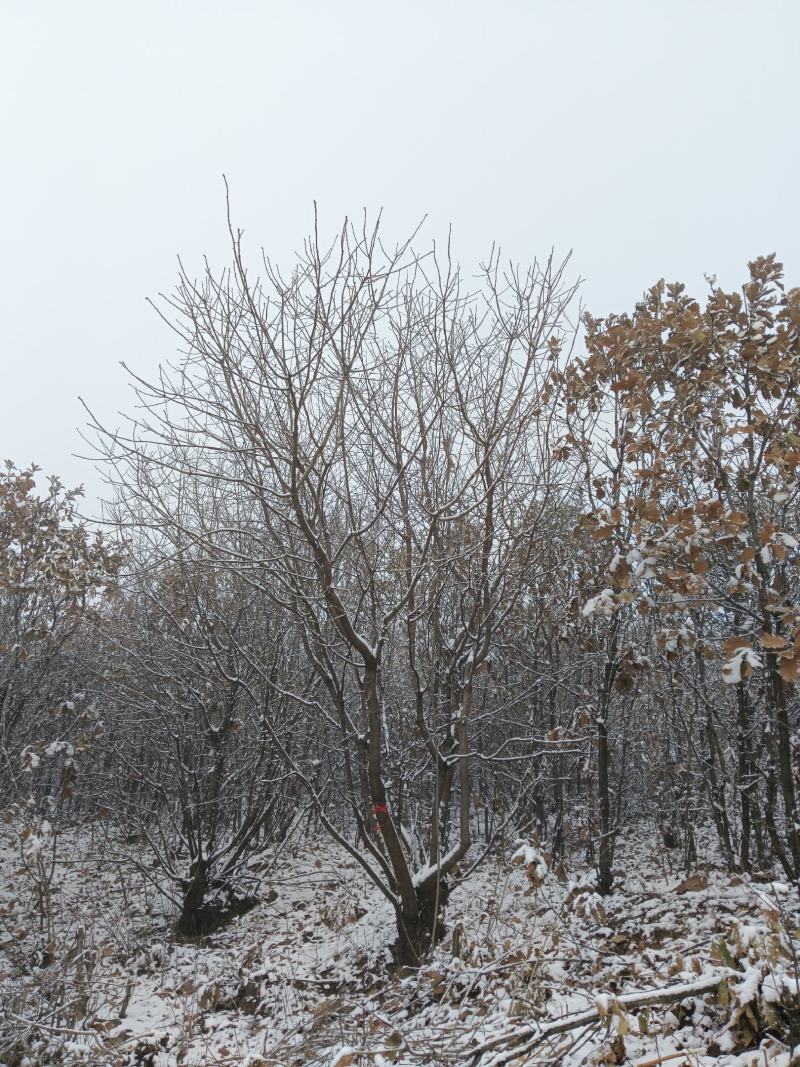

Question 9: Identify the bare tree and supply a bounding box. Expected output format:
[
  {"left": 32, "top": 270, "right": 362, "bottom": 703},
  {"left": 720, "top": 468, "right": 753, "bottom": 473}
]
[
  {"left": 91, "top": 498, "right": 302, "bottom": 935},
  {"left": 91, "top": 209, "right": 578, "bottom": 962}
]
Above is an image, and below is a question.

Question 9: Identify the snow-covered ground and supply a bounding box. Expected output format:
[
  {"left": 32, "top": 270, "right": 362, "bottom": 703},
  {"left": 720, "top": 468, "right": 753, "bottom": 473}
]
[{"left": 1, "top": 822, "right": 798, "bottom": 1066}]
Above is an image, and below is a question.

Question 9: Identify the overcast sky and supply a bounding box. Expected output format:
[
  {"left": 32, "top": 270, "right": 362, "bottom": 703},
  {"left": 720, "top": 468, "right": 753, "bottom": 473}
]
[{"left": 2, "top": 1, "right": 798, "bottom": 510}]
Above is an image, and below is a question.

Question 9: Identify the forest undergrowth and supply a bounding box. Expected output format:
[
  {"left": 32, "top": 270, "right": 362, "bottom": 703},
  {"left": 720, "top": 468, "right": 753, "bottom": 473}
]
[{"left": 1, "top": 819, "right": 798, "bottom": 1067}]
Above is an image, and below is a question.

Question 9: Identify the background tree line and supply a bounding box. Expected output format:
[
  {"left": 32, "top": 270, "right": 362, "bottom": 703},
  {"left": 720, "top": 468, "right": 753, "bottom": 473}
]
[{"left": 3, "top": 218, "right": 799, "bottom": 964}]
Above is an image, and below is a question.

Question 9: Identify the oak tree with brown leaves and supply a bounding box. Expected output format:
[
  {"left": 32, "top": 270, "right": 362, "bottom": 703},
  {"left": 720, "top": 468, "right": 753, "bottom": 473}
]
[{"left": 568, "top": 256, "right": 800, "bottom": 882}]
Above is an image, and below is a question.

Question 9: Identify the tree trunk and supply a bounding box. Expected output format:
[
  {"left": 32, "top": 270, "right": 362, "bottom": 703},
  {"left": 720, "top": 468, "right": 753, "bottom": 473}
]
[
  {"left": 597, "top": 620, "right": 619, "bottom": 895},
  {"left": 736, "top": 681, "right": 753, "bottom": 873},
  {"left": 394, "top": 880, "right": 450, "bottom": 967},
  {"left": 597, "top": 709, "right": 613, "bottom": 894},
  {"left": 177, "top": 857, "right": 209, "bottom": 936}
]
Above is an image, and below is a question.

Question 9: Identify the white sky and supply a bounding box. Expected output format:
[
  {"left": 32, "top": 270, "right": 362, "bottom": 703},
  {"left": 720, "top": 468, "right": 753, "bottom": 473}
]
[{"left": 2, "top": 1, "right": 798, "bottom": 510}]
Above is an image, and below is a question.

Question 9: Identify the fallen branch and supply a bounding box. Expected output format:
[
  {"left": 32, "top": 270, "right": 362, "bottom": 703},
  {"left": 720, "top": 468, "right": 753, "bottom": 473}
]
[
  {"left": 454, "top": 972, "right": 732, "bottom": 1064},
  {"left": 635, "top": 1052, "right": 702, "bottom": 1067},
  {"left": 6, "top": 1012, "right": 105, "bottom": 1042}
]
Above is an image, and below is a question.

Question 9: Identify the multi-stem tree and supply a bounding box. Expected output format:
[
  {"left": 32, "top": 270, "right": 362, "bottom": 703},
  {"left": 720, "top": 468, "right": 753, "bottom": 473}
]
[
  {"left": 94, "top": 547, "right": 300, "bottom": 934},
  {"left": 93, "top": 213, "right": 578, "bottom": 961}
]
